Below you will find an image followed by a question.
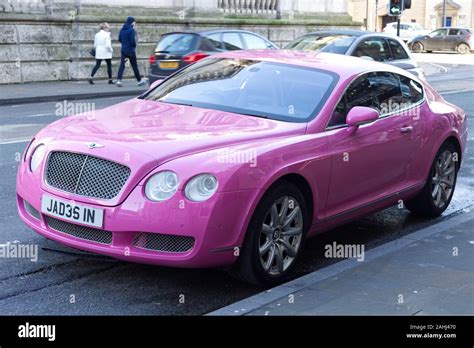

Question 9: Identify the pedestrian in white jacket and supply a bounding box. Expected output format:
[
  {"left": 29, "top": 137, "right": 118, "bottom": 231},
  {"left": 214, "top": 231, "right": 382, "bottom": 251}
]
[{"left": 89, "top": 22, "right": 114, "bottom": 84}]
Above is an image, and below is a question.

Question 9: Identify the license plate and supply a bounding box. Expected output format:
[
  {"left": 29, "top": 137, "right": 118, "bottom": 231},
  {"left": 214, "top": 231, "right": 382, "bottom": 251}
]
[
  {"left": 41, "top": 195, "right": 104, "bottom": 228},
  {"left": 159, "top": 61, "right": 179, "bottom": 69}
]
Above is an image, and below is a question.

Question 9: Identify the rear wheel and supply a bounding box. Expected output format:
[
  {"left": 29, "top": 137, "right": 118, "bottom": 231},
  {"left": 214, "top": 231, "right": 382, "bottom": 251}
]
[
  {"left": 405, "top": 142, "right": 458, "bottom": 217},
  {"left": 232, "top": 182, "right": 309, "bottom": 286},
  {"left": 412, "top": 42, "right": 424, "bottom": 53},
  {"left": 457, "top": 43, "right": 470, "bottom": 54}
]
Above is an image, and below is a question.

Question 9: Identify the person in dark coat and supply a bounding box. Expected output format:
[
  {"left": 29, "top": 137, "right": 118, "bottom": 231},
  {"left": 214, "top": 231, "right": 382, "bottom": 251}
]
[{"left": 116, "top": 16, "right": 147, "bottom": 87}]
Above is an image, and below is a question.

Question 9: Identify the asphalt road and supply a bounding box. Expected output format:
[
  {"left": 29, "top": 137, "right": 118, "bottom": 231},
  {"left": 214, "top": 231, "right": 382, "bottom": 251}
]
[{"left": 0, "top": 66, "right": 473, "bottom": 315}]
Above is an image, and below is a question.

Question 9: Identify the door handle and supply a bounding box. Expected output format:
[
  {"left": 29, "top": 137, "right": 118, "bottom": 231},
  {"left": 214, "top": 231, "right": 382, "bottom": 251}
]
[{"left": 400, "top": 126, "right": 413, "bottom": 133}]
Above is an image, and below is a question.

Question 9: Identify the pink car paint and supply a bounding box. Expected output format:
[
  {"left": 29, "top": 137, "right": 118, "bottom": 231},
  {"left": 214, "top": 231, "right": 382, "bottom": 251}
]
[{"left": 16, "top": 50, "right": 468, "bottom": 269}]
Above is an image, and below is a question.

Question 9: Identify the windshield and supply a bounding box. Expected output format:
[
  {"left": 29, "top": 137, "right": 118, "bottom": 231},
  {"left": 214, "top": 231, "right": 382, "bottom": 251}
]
[
  {"left": 284, "top": 34, "right": 356, "bottom": 54},
  {"left": 142, "top": 58, "right": 338, "bottom": 122},
  {"left": 156, "top": 33, "right": 197, "bottom": 54}
]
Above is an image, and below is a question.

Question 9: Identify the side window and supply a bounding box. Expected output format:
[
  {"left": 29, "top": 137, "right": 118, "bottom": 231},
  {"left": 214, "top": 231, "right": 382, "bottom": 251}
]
[
  {"left": 328, "top": 73, "right": 380, "bottom": 127},
  {"left": 206, "top": 33, "right": 222, "bottom": 50},
  {"left": 448, "top": 29, "right": 461, "bottom": 35},
  {"left": 399, "top": 74, "right": 424, "bottom": 105},
  {"left": 328, "top": 72, "right": 405, "bottom": 127},
  {"left": 431, "top": 29, "right": 448, "bottom": 37},
  {"left": 242, "top": 33, "right": 270, "bottom": 49},
  {"left": 353, "top": 38, "right": 391, "bottom": 62},
  {"left": 200, "top": 37, "right": 220, "bottom": 51},
  {"left": 222, "top": 33, "right": 244, "bottom": 50},
  {"left": 387, "top": 39, "right": 409, "bottom": 60},
  {"left": 372, "top": 72, "right": 403, "bottom": 114}
]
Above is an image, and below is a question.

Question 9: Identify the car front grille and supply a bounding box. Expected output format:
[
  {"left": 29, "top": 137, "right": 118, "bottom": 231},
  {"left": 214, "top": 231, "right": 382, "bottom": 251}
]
[
  {"left": 45, "top": 215, "right": 112, "bottom": 245},
  {"left": 132, "top": 232, "right": 194, "bottom": 253},
  {"left": 45, "top": 151, "right": 131, "bottom": 200}
]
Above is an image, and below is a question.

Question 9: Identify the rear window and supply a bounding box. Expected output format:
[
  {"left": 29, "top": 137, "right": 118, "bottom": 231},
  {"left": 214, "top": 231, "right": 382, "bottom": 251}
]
[
  {"left": 156, "top": 33, "right": 198, "bottom": 54},
  {"left": 285, "top": 34, "right": 356, "bottom": 54},
  {"left": 143, "top": 58, "right": 338, "bottom": 122}
]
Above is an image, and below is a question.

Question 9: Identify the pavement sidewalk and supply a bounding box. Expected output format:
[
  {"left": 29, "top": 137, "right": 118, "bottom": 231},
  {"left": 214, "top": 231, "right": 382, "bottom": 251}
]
[
  {"left": 0, "top": 79, "right": 148, "bottom": 106},
  {"left": 209, "top": 210, "right": 474, "bottom": 315}
]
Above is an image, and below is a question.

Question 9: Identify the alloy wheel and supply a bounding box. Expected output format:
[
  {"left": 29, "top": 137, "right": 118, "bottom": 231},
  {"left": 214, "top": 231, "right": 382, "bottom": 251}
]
[
  {"left": 258, "top": 195, "right": 303, "bottom": 276},
  {"left": 431, "top": 149, "right": 456, "bottom": 208},
  {"left": 412, "top": 42, "right": 423, "bottom": 53},
  {"left": 457, "top": 44, "right": 470, "bottom": 54}
]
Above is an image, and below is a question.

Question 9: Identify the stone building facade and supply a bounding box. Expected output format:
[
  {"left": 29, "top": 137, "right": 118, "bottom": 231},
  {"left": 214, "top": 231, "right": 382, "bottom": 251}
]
[
  {"left": 349, "top": 0, "right": 474, "bottom": 32},
  {"left": 0, "top": 0, "right": 359, "bottom": 84}
]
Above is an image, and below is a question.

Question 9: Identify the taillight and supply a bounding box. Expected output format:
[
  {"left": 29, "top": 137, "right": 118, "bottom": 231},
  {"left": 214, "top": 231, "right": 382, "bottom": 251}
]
[
  {"left": 183, "top": 52, "right": 209, "bottom": 63},
  {"left": 149, "top": 54, "right": 156, "bottom": 65}
]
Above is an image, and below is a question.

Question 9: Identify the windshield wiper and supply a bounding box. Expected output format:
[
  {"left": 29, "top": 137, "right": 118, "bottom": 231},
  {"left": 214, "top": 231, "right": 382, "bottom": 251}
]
[
  {"left": 159, "top": 100, "right": 194, "bottom": 107},
  {"left": 236, "top": 112, "right": 268, "bottom": 119},
  {"left": 157, "top": 100, "right": 269, "bottom": 119}
]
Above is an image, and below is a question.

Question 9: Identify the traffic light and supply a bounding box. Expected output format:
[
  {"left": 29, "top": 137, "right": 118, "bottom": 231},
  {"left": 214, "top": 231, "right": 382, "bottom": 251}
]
[
  {"left": 389, "top": 0, "right": 412, "bottom": 16},
  {"left": 389, "top": 0, "right": 402, "bottom": 16}
]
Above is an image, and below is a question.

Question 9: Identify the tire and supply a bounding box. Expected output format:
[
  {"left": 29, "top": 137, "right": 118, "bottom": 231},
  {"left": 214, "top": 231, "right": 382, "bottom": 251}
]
[
  {"left": 457, "top": 43, "right": 470, "bottom": 54},
  {"left": 411, "top": 42, "right": 424, "bottom": 53},
  {"left": 231, "top": 181, "right": 309, "bottom": 286},
  {"left": 405, "top": 142, "right": 459, "bottom": 217}
]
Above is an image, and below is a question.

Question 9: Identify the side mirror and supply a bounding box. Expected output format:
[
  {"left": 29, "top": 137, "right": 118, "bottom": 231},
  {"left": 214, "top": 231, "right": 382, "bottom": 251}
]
[
  {"left": 148, "top": 79, "right": 164, "bottom": 90},
  {"left": 346, "top": 106, "right": 379, "bottom": 131}
]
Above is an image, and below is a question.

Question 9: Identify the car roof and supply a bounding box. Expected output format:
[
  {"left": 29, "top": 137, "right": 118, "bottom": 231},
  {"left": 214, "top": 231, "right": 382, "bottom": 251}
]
[
  {"left": 210, "top": 49, "right": 412, "bottom": 80},
  {"left": 302, "top": 30, "right": 405, "bottom": 40},
  {"left": 303, "top": 29, "right": 370, "bottom": 37},
  {"left": 160, "top": 29, "right": 269, "bottom": 36}
]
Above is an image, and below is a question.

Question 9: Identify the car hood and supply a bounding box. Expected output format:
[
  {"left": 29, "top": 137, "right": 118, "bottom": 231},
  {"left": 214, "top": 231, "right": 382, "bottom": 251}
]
[{"left": 41, "top": 98, "right": 306, "bottom": 164}]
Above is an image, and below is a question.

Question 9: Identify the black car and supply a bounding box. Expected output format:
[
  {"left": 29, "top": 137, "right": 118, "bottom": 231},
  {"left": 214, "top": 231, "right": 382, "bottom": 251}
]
[
  {"left": 408, "top": 27, "right": 473, "bottom": 54},
  {"left": 148, "top": 30, "right": 277, "bottom": 84}
]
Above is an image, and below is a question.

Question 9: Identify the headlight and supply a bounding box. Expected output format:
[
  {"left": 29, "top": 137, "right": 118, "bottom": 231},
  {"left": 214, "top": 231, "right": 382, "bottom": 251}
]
[
  {"left": 30, "top": 144, "right": 46, "bottom": 172},
  {"left": 145, "top": 171, "right": 179, "bottom": 201},
  {"left": 185, "top": 174, "right": 218, "bottom": 202}
]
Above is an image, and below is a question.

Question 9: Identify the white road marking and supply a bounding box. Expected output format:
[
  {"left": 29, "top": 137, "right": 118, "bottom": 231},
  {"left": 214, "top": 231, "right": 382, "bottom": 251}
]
[
  {"left": 26, "top": 113, "right": 55, "bottom": 118},
  {"left": 0, "top": 139, "right": 30, "bottom": 145},
  {"left": 440, "top": 89, "right": 474, "bottom": 95},
  {"left": 426, "top": 62, "right": 449, "bottom": 73}
]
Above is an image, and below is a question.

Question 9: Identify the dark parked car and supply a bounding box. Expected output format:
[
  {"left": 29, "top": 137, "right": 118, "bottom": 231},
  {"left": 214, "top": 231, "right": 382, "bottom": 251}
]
[
  {"left": 408, "top": 27, "right": 473, "bottom": 54},
  {"left": 148, "top": 30, "right": 277, "bottom": 84},
  {"left": 285, "top": 30, "right": 424, "bottom": 78}
]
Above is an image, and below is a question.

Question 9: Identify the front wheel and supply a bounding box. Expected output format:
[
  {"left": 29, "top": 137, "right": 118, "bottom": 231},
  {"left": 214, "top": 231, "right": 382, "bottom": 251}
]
[
  {"left": 405, "top": 142, "right": 459, "bottom": 217},
  {"left": 232, "top": 182, "right": 309, "bottom": 286},
  {"left": 411, "top": 42, "right": 424, "bottom": 53}
]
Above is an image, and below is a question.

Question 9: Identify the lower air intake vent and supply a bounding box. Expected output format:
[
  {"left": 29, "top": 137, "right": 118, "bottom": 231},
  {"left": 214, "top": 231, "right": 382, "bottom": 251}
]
[{"left": 133, "top": 232, "right": 194, "bottom": 253}]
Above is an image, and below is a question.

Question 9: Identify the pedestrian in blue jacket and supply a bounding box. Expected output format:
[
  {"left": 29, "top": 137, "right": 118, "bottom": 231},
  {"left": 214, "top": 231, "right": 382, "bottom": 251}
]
[{"left": 116, "top": 16, "right": 147, "bottom": 87}]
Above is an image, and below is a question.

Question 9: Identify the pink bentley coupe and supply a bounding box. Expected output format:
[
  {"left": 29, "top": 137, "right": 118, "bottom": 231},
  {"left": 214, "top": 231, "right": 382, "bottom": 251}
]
[{"left": 17, "top": 50, "right": 467, "bottom": 285}]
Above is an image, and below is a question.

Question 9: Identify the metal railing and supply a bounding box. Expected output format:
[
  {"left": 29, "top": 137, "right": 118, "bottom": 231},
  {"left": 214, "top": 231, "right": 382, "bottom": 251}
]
[{"left": 217, "top": 0, "right": 280, "bottom": 16}]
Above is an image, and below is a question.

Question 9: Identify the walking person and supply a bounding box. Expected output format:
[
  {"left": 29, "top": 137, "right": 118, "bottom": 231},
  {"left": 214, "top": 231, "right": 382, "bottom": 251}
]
[
  {"left": 116, "top": 16, "right": 147, "bottom": 87},
  {"left": 89, "top": 22, "right": 114, "bottom": 85}
]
